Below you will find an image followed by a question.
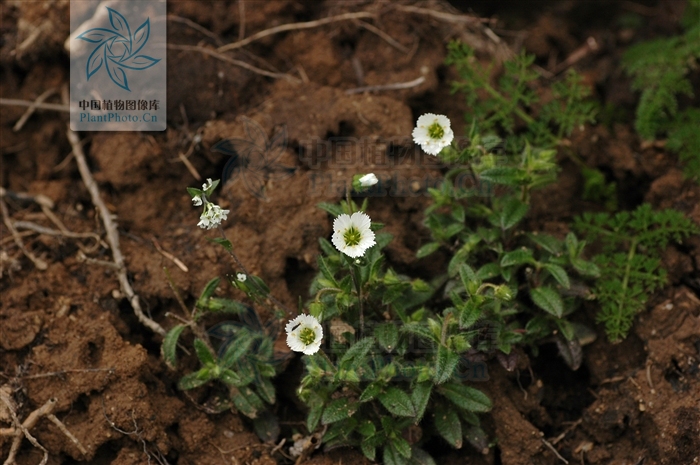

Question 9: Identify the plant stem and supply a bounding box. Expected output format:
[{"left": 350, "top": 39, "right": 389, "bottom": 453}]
[
  {"left": 614, "top": 237, "right": 639, "bottom": 341},
  {"left": 349, "top": 262, "right": 365, "bottom": 335},
  {"left": 217, "top": 226, "right": 291, "bottom": 315}
]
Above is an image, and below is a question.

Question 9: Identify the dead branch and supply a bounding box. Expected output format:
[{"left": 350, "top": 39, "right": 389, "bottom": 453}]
[
  {"left": 63, "top": 88, "right": 166, "bottom": 336},
  {"left": 218, "top": 12, "right": 375, "bottom": 53},
  {"left": 167, "top": 44, "right": 300, "bottom": 83},
  {"left": 12, "top": 88, "right": 59, "bottom": 132},
  {"left": 151, "top": 237, "right": 188, "bottom": 272},
  {"left": 391, "top": 4, "right": 491, "bottom": 25},
  {"left": 0, "top": 98, "right": 70, "bottom": 113},
  {"left": 345, "top": 76, "right": 425, "bottom": 95},
  {"left": 0, "top": 391, "right": 87, "bottom": 465},
  {"left": 0, "top": 197, "right": 47, "bottom": 270},
  {"left": 355, "top": 20, "right": 409, "bottom": 53},
  {"left": 167, "top": 14, "right": 222, "bottom": 45}
]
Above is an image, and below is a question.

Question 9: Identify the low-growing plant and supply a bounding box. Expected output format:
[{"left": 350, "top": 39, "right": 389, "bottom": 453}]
[
  {"left": 446, "top": 41, "right": 597, "bottom": 153},
  {"left": 622, "top": 0, "right": 700, "bottom": 180},
  {"left": 162, "top": 179, "right": 285, "bottom": 439},
  {"left": 574, "top": 204, "right": 699, "bottom": 342},
  {"left": 160, "top": 36, "right": 698, "bottom": 465}
]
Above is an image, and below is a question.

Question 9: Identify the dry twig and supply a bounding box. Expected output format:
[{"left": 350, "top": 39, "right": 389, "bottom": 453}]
[
  {"left": 12, "top": 88, "right": 58, "bottom": 132},
  {"left": 0, "top": 98, "right": 70, "bottom": 113},
  {"left": 151, "top": 236, "right": 188, "bottom": 272},
  {"left": 542, "top": 438, "right": 569, "bottom": 464},
  {"left": 0, "top": 391, "right": 88, "bottom": 465},
  {"left": 218, "top": 12, "right": 375, "bottom": 52},
  {"left": 167, "top": 44, "right": 299, "bottom": 83},
  {"left": 355, "top": 20, "right": 409, "bottom": 53},
  {"left": 0, "top": 197, "right": 47, "bottom": 270},
  {"left": 391, "top": 4, "right": 490, "bottom": 25},
  {"left": 63, "top": 89, "right": 166, "bottom": 336},
  {"left": 167, "top": 14, "right": 222, "bottom": 45},
  {"left": 345, "top": 76, "right": 425, "bottom": 95}
]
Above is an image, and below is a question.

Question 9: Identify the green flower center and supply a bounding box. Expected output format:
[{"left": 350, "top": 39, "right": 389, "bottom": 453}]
[
  {"left": 343, "top": 226, "right": 362, "bottom": 247},
  {"left": 427, "top": 122, "right": 445, "bottom": 140},
  {"left": 299, "top": 327, "right": 316, "bottom": 345}
]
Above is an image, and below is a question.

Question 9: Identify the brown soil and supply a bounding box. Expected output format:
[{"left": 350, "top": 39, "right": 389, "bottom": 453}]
[{"left": 1, "top": 1, "right": 699, "bottom": 465}]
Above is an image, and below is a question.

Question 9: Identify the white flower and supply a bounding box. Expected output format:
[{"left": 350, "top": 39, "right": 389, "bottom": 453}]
[
  {"left": 358, "top": 173, "right": 378, "bottom": 187},
  {"left": 331, "top": 212, "right": 376, "bottom": 258},
  {"left": 412, "top": 113, "right": 454, "bottom": 155},
  {"left": 237, "top": 273, "right": 247, "bottom": 282},
  {"left": 197, "top": 202, "right": 230, "bottom": 230},
  {"left": 192, "top": 195, "right": 203, "bottom": 206},
  {"left": 202, "top": 178, "right": 214, "bottom": 191},
  {"left": 286, "top": 314, "right": 323, "bottom": 355}
]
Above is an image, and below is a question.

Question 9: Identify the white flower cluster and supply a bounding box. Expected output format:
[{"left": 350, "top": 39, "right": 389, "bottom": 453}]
[
  {"left": 191, "top": 178, "right": 229, "bottom": 230},
  {"left": 196, "top": 203, "right": 229, "bottom": 230},
  {"left": 412, "top": 113, "right": 454, "bottom": 155},
  {"left": 285, "top": 314, "right": 323, "bottom": 355}
]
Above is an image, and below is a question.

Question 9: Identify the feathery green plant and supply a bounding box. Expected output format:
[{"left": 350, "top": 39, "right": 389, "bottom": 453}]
[
  {"left": 446, "top": 41, "right": 597, "bottom": 153},
  {"left": 574, "top": 204, "right": 699, "bottom": 342},
  {"left": 622, "top": 0, "right": 700, "bottom": 180}
]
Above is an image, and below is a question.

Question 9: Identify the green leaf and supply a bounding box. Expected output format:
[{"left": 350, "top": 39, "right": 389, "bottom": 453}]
[
  {"left": 458, "top": 264, "right": 478, "bottom": 292},
  {"left": 555, "top": 318, "right": 575, "bottom": 341},
  {"left": 375, "top": 323, "right": 399, "bottom": 352},
  {"left": 500, "top": 249, "right": 534, "bottom": 267},
  {"left": 475, "top": 263, "right": 500, "bottom": 280},
  {"left": 379, "top": 387, "right": 417, "bottom": 417},
  {"left": 207, "top": 237, "right": 233, "bottom": 251},
  {"left": 322, "top": 398, "right": 357, "bottom": 424},
  {"left": 186, "top": 187, "right": 202, "bottom": 198},
  {"left": 464, "top": 426, "right": 489, "bottom": 454},
  {"left": 439, "top": 382, "right": 492, "bottom": 412},
  {"left": 384, "top": 442, "right": 408, "bottom": 465},
  {"left": 257, "top": 377, "right": 276, "bottom": 404},
  {"left": 530, "top": 286, "right": 564, "bottom": 318},
  {"left": 202, "top": 298, "right": 248, "bottom": 315},
  {"left": 361, "top": 442, "right": 376, "bottom": 461},
  {"left": 528, "top": 233, "right": 562, "bottom": 254},
  {"left": 307, "top": 402, "right": 323, "bottom": 432},
  {"left": 198, "top": 277, "right": 220, "bottom": 303},
  {"left": 220, "top": 335, "right": 253, "bottom": 368},
  {"left": 479, "top": 167, "right": 521, "bottom": 186},
  {"left": 417, "top": 242, "right": 441, "bottom": 258},
  {"left": 500, "top": 197, "right": 528, "bottom": 230},
  {"left": 193, "top": 339, "right": 216, "bottom": 365},
  {"left": 357, "top": 419, "right": 376, "bottom": 437},
  {"left": 232, "top": 386, "right": 264, "bottom": 419},
  {"left": 252, "top": 410, "right": 279, "bottom": 443},
  {"left": 360, "top": 381, "right": 384, "bottom": 402},
  {"left": 571, "top": 258, "right": 601, "bottom": 277},
  {"left": 434, "top": 346, "right": 460, "bottom": 385},
  {"left": 318, "top": 202, "right": 344, "bottom": 217},
  {"left": 459, "top": 299, "right": 482, "bottom": 329},
  {"left": 411, "top": 382, "right": 432, "bottom": 421},
  {"left": 178, "top": 369, "right": 210, "bottom": 390},
  {"left": 392, "top": 436, "right": 412, "bottom": 458},
  {"left": 542, "top": 263, "right": 570, "bottom": 289},
  {"left": 409, "top": 447, "right": 437, "bottom": 465},
  {"left": 435, "top": 405, "right": 462, "bottom": 448},
  {"left": 339, "top": 337, "right": 375, "bottom": 369},
  {"left": 162, "top": 324, "right": 186, "bottom": 368},
  {"left": 220, "top": 369, "right": 241, "bottom": 386}
]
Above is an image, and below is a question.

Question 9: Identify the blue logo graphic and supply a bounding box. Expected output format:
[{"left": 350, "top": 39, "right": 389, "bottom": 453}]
[
  {"left": 76, "top": 7, "right": 161, "bottom": 91},
  {"left": 212, "top": 117, "right": 295, "bottom": 200}
]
